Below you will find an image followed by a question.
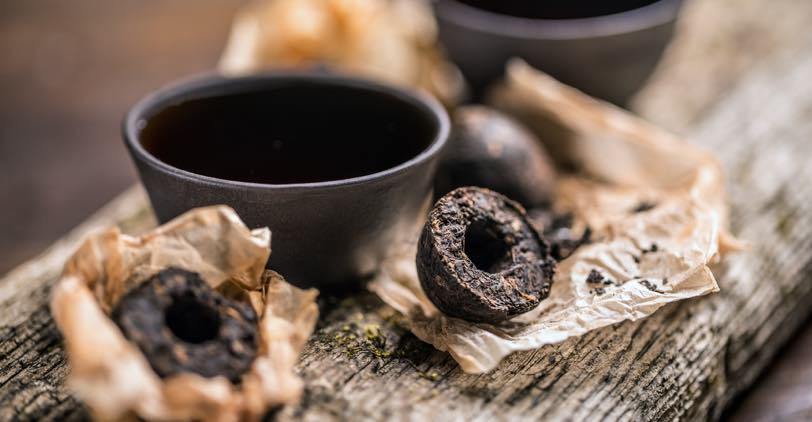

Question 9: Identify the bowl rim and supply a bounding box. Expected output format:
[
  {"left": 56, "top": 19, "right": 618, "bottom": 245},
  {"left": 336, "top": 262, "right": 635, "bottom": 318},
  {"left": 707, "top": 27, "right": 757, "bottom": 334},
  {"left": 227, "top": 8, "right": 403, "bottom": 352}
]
[
  {"left": 123, "top": 71, "right": 450, "bottom": 192},
  {"left": 434, "top": 0, "right": 683, "bottom": 40}
]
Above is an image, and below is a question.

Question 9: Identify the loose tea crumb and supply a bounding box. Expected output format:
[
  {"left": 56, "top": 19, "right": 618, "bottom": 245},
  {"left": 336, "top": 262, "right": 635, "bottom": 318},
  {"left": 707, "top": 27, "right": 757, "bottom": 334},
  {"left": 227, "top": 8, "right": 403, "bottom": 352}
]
[
  {"left": 433, "top": 106, "right": 557, "bottom": 208},
  {"left": 417, "top": 187, "right": 556, "bottom": 323},
  {"left": 586, "top": 269, "right": 604, "bottom": 284},
  {"left": 631, "top": 201, "right": 657, "bottom": 213},
  {"left": 550, "top": 226, "right": 592, "bottom": 261},
  {"left": 112, "top": 268, "right": 258, "bottom": 383},
  {"left": 637, "top": 243, "right": 660, "bottom": 261},
  {"left": 529, "top": 210, "right": 593, "bottom": 261},
  {"left": 417, "top": 369, "right": 441, "bottom": 381},
  {"left": 586, "top": 270, "right": 614, "bottom": 295},
  {"left": 640, "top": 279, "right": 664, "bottom": 294},
  {"left": 326, "top": 322, "right": 393, "bottom": 361}
]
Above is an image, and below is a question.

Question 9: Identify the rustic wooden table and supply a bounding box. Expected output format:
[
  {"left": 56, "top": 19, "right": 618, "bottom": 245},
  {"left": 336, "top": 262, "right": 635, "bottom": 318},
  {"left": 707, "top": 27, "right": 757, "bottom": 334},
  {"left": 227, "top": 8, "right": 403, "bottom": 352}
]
[{"left": 2, "top": 0, "right": 812, "bottom": 420}]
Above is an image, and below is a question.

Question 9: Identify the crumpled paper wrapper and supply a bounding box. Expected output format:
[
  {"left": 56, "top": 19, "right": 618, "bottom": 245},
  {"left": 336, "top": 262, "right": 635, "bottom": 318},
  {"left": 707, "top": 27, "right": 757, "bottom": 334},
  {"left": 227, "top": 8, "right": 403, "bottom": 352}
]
[
  {"left": 219, "top": 0, "right": 465, "bottom": 106},
  {"left": 51, "top": 206, "right": 319, "bottom": 421},
  {"left": 369, "top": 60, "right": 741, "bottom": 373}
]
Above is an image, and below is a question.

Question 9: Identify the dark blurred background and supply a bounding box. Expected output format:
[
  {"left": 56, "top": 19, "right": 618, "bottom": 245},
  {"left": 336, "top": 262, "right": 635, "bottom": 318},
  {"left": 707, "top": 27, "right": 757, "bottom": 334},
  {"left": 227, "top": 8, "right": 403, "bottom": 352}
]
[
  {"left": 0, "top": 0, "right": 242, "bottom": 272},
  {"left": 0, "top": 1, "right": 810, "bottom": 420}
]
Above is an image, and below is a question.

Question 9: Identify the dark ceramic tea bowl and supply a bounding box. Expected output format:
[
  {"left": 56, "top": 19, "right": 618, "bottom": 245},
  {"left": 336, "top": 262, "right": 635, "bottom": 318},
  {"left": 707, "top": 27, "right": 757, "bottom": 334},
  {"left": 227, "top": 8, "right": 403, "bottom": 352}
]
[
  {"left": 434, "top": 0, "right": 683, "bottom": 104},
  {"left": 124, "top": 73, "right": 449, "bottom": 288}
]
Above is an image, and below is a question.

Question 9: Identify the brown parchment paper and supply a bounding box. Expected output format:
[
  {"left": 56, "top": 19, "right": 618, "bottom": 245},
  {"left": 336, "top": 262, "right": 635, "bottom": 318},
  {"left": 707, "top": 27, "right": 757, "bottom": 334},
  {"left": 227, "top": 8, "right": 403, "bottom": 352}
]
[
  {"left": 369, "top": 60, "right": 741, "bottom": 374},
  {"left": 51, "top": 206, "right": 319, "bottom": 421},
  {"left": 218, "top": 0, "right": 465, "bottom": 106}
]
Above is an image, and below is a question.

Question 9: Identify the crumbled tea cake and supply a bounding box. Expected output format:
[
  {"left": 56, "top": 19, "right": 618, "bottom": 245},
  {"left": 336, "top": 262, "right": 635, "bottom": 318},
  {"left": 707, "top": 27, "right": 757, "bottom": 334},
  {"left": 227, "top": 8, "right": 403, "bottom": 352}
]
[
  {"left": 416, "top": 187, "right": 556, "bottom": 323},
  {"left": 112, "top": 268, "right": 258, "bottom": 383}
]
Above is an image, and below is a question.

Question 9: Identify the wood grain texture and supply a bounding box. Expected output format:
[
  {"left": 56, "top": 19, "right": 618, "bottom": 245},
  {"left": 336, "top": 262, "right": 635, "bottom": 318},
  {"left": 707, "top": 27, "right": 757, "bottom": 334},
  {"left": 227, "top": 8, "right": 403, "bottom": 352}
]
[
  {"left": 280, "top": 47, "right": 812, "bottom": 419},
  {"left": 0, "top": 188, "right": 153, "bottom": 421},
  {"left": 632, "top": 0, "right": 812, "bottom": 133},
  {"left": 3, "top": 2, "right": 812, "bottom": 421},
  {"left": 729, "top": 326, "right": 812, "bottom": 421}
]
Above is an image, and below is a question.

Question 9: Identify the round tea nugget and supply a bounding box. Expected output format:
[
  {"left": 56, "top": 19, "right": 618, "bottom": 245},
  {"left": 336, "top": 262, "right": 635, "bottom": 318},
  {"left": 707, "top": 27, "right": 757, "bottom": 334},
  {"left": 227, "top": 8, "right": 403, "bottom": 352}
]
[
  {"left": 417, "top": 187, "right": 556, "bottom": 323},
  {"left": 112, "top": 268, "right": 258, "bottom": 383},
  {"left": 434, "top": 106, "right": 557, "bottom": 208}
]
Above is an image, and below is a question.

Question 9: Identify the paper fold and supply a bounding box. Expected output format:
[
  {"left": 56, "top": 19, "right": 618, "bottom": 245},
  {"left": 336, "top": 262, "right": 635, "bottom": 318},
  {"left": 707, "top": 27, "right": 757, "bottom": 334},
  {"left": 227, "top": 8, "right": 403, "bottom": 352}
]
[
  {"left": 52, "top": 206, "right": 318, "bottom": 421},
  {"left": 370, "top": 61, "right": 738, "bottom": 373}
]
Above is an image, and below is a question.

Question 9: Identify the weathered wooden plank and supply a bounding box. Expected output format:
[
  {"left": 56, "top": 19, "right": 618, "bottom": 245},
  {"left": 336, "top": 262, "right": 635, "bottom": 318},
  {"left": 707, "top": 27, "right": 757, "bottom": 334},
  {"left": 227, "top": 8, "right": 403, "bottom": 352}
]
[
  {"left": 632, "top": 0, "right": 812, "bottom": 132},
  {"left": 728, "top": 326, "right": 812, "bottom": 421},
  {"left": 3, "top": 4, "right": 812, "bottom": 422},
  {"left": 0, "top": 187, "right": 153, "bottom": 421},
  {"left": 273, "top": 46, "right": 812, "bottom": 421}
]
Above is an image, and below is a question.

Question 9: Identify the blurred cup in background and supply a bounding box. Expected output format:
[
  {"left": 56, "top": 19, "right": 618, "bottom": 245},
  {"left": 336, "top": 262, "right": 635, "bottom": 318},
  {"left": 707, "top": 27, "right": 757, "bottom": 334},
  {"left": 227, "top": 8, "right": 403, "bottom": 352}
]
[{"left": 433, "top": 0, "right": 683, "bottom": 104}]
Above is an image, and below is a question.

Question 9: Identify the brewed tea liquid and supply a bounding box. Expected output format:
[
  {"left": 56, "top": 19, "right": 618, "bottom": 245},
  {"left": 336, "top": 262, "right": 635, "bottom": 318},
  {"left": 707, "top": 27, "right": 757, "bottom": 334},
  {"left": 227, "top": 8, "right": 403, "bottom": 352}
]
[
  {"left": 456, "top": 0, "right": 659, "bottom": 19},
  {"left": 139, "top": 84, "right": 435, "bottom": 184}
]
